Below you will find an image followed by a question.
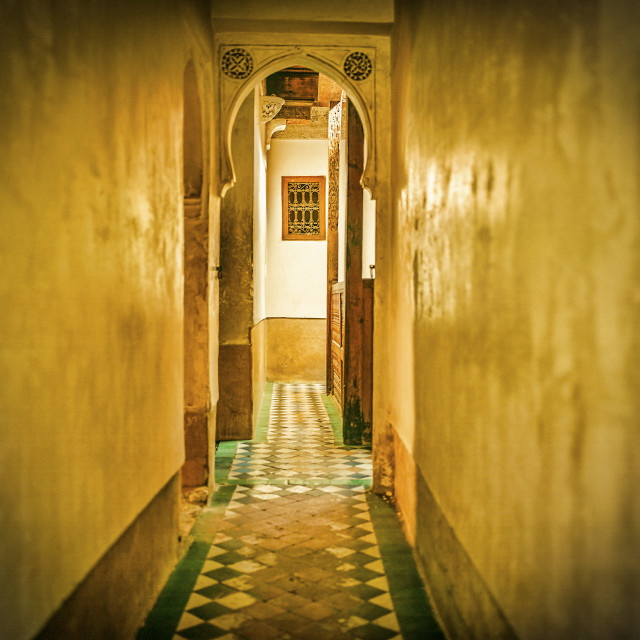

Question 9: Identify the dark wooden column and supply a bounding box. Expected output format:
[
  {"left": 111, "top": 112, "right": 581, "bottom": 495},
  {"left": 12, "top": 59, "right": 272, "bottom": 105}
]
[{"left": 343, "top": 101, "right": 367, "bottom": 445}]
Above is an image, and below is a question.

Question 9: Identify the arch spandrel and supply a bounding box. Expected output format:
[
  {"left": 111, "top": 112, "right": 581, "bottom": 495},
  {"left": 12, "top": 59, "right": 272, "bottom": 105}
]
[{"left": 214, "top": 43, "right": 382, "bottom": 199}]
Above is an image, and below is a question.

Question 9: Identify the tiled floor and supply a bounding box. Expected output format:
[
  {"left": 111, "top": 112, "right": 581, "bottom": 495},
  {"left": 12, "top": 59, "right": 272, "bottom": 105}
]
[
  {"left": 227, "top": 384, "right": 372, "bottom": 487},
  {"left": 138, "top": 383, "right": 445, "bottom": 640}
]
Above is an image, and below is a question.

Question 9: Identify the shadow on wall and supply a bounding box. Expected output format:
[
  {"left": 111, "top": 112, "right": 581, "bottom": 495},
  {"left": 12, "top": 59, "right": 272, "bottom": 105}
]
[
  {"left": 183, "top": 59, "right": 211, "bottom": 488},
  {"left": 264, "top": 317, "right": 327, "bottom": 383},
  {"left": 395, "top": 0, "right": 640, "bottom": 638}
]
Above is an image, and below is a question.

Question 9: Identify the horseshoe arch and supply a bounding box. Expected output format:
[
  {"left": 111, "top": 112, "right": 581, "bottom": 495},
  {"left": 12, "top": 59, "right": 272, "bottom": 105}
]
[{"left": 214, "top": 42, "right": 387, "bottom": 200}]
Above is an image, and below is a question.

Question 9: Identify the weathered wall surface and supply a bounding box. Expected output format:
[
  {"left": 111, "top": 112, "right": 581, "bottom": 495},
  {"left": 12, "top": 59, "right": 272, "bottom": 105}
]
[
  {"left": 266, "top": 318, "right": 326, "bottom": 382},
  {"left": 390, "top": 1, "right": 640, "bottom": 638},
  {"left": 183, "top": 59, "right": 211, "bottom": 488},
  {"left": 184, "top": 202, "right": 210, "bottom": 485},
  {"left": 218, "top": 94, "right": 254, "bottom": 441},
  {"left": 252, "top": 319, "right": 268, "bottom": 429},
  {"left": 220, "top": 94, "right": 255, "bottom": 348},
  {"left": 211, "top": 0, "right": 393, "bottom": 24},
  {"left": 36, "top": 474, "right": 181, "bottom": 640},
  {"left": 0, "top": 2, "right": 215, "bottom": 637}
]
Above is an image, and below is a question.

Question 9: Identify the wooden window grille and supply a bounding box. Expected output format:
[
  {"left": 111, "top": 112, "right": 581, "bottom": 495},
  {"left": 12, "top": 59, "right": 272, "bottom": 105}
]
[{"left": 281, "top": 176, "right": 326, "bottom": 241}]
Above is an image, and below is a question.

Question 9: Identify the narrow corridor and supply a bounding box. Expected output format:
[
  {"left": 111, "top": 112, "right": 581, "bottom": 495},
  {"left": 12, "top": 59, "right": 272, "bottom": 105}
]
[{"left": 138, "top": 384, "right": 445, "bottom": 640}]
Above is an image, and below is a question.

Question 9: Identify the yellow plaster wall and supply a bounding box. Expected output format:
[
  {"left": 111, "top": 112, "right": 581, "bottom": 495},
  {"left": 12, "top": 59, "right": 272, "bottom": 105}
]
[
  {"left": 210, "top": 0, "right": 394, "bottom": 24},
  {"left": 217, "top": 93, "right": 254, "bottom": 441},
  {"left": 0, "top": 2, "right": 215, "bottom": 637},
  {"left": 252, "top": 319, "right": 268, "bottom": 431},
  {"left": 219, "top": 93, "right": 254, "bottom": 347},
  {"left": 266, "top": 318, "right": 326, "bottom": 382},
  {"left": 391, "top": 1, "right": 640, "bottom": 637}
]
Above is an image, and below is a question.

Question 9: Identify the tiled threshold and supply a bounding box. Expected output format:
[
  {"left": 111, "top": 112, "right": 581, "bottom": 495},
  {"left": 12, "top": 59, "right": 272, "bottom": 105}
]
[{"left": 138, "top": 383, "right": 444, "bottom": 640}]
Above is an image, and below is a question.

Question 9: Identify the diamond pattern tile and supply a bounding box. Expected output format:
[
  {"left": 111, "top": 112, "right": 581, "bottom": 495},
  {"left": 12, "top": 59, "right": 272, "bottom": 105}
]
[
  {"left": 226, "top": 383, "right": 372, "bottom": 488},
  {"left": 139, "top": 383, "right": 444, "bottom": 640}
]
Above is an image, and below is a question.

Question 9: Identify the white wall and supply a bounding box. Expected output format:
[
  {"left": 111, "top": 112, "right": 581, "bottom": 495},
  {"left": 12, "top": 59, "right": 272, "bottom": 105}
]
[
  {"left": 362, "top": 188, "right": 376, "bottom": 279},
  {"left": 266, "top": 139, "right": 328, "bottom": 318},
  {"left": 336, "top": 140, "right": 376, "bottom": 281},
  {"left": 253, "top": 88, "right": 268, "bottom": 323}
]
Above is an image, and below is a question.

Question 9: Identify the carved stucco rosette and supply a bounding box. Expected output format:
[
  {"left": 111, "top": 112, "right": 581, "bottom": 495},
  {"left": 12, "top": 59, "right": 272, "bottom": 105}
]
[
  {"left": 343, "top": 51, "right": 372, "bottom": 81},
  {"left": 221, "top": 48, "right": 254, "bottom": 79}
]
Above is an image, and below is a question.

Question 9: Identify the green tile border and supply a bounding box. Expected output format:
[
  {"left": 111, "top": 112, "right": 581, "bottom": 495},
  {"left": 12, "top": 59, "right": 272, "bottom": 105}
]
[
  {"left": 254, "top": 382, "right": 274, "bottom": 443},
  {"left": 321, "top": 392, "right": 344, "bottom": 446},
  {"left": 136, "top": 484, "right": 236, "bottom": 640},
  {"left": 321, "top": 393, "right": 372, "bottom": 453},
  {"left": 213, "top": 440, "right": 238, "bottom": 485},
  {"left": 140, "top": 383, "right": 376, "bottom": 639},
  {"left": 366, "top": 493, "right": 446, "bottom": 639},
  {"left": 221, "top": 477, "right": 373, "bottom": 489}
]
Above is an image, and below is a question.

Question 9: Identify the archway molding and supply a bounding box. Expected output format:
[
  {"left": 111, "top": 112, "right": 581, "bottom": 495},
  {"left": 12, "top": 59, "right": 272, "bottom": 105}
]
[
  {"left": 212, "top": 31, "right": 395, "bottom": 496},
  {"left": 214, "top": 39, "right": 389, "bottom": 200}
]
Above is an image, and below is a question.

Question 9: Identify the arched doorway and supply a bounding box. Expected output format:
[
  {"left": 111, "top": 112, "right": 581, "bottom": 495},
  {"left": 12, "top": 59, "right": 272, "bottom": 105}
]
[
  {"left": 213, "top": 39, "right": 394, "bottom": 492},
  {"left": 216, "top": 48, "right": 388, "bottom": 472}
]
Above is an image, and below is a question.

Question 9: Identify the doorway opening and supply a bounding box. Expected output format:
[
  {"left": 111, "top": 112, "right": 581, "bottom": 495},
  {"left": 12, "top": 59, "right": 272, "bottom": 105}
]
[{"left": 217, "top": 63, "right": 375, "bottom": 450}]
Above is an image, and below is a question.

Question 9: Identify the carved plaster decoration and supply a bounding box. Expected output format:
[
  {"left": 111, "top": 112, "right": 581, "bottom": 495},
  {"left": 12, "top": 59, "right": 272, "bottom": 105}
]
[
  {"left": 272, "top": 107, "right": 330, "bottom": 140},
  {"left": 221, "top": 48, "right": 254, "bottom": 79},
  {"left": 279, "top": 105, "right": 311, "bottom": 120},
  {"left": 343, "top": 52, "right": 372, "bottom": 81},
  {"left": 259, "top": 95, "right": 285, "bottom": 123},
  {"left": 265, "top": 119, "right": 286, "bottom": 150},
  {"left": 271, "top": 126, "right": 328, "bottom": 140},
  {"left": 310, "top": 106, "right": 329, "bottom": 127},
  {"left": 214, "top": 40, "right": 384, "bottom": 198},
  {"left": 327, "top": 96, "right": 344, "bottom": 232}
]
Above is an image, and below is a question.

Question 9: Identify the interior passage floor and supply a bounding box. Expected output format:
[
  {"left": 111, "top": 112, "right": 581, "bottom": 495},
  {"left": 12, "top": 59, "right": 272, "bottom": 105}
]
[{"left": 138, "top": 383, "right": 445, "bottom": 640}]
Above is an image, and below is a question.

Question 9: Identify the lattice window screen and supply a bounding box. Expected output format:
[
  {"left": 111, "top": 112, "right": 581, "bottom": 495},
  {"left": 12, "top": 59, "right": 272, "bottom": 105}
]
[{"left": 282, "top": 176, "right": 326, "bottom": 241}]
